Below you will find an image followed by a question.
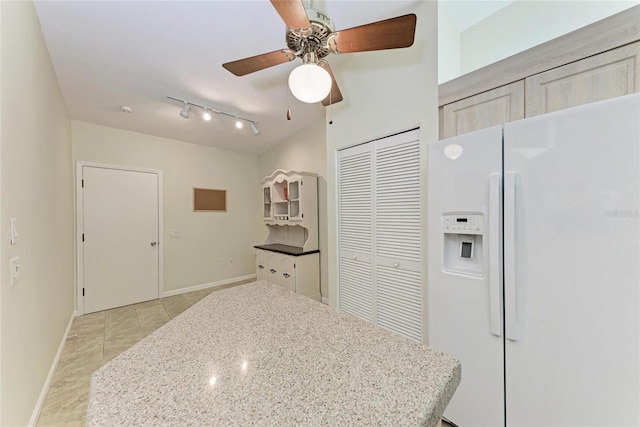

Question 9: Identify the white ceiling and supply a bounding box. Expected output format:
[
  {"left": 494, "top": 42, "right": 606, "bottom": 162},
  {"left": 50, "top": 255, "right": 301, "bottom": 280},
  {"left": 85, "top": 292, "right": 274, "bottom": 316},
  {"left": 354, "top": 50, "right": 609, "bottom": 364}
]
[{"left": 33, "top": 0, "right": 421, "bottom": 155}]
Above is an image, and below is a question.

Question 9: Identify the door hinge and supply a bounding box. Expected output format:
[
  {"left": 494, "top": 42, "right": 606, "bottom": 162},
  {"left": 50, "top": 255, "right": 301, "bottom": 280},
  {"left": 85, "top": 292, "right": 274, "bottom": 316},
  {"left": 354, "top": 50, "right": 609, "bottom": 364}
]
[
  {"left": 294, "top": 263, "right": 296, "bottom": 269},
  {"left": 82, "top": 288, "right": 85, "bottom": 296},
  {"left": 82, "top": 233, "right": 85, "bottom": 242},
  {"left": 81, "top": 179, "right": 84, "bottom": 188},
  {"left": 302, "top": 213, "right": 304, "bottom": 218}
]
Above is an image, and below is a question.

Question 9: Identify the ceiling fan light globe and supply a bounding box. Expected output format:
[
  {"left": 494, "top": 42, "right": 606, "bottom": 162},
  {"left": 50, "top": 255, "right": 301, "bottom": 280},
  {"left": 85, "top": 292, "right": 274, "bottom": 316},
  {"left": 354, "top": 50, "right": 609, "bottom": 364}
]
[{"left": 288, "top": 64, "right": 332, "bottom": 104}]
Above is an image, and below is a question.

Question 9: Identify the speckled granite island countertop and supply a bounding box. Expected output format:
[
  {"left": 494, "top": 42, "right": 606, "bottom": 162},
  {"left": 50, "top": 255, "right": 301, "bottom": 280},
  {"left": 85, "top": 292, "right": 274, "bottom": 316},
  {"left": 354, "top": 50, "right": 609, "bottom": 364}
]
[{"left": 87, "top": 281, "right": 461, "bottom": 426}]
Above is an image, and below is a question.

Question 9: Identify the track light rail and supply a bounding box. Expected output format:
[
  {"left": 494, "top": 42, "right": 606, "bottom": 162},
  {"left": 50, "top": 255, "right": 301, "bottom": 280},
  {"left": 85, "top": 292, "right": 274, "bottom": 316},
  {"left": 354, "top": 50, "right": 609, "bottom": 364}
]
[{"left": 166, "top": 96, "right": 259, "bottom": 134}]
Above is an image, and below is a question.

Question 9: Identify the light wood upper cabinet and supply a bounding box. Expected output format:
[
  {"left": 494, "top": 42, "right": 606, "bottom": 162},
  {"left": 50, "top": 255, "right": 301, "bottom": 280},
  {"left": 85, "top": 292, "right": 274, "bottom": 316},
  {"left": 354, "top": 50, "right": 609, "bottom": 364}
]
[
  {"left": 525, "top": 41, "right": 640, "bottom": 117},
  {"left": 441, "top": 81, "right": 525, "bottom": 139}
]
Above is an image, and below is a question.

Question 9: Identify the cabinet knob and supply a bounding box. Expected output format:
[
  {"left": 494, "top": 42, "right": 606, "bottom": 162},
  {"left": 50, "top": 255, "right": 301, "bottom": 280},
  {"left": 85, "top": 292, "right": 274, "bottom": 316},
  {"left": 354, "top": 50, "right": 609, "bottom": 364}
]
[
  {"left": 352, "top": 255, "right": 358, "bottom": 260},
  {"left": 270, "top": 268, "right": 276, "bottom": 273},
  {"left": 393, "top": 262, "right": 400, "bottom": 268},
  {"left": 258, "top": 265, "right": 264, "bottom": 269},
  {"left": 283, "top": 273, "right": 290, "bottom": 278}
]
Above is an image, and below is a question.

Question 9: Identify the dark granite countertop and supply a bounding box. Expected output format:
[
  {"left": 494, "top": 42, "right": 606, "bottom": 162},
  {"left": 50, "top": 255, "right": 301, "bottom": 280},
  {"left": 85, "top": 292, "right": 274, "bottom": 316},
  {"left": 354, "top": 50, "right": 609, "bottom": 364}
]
[{"left": 254, "top": 244, "right": 319, "bottom": 256}]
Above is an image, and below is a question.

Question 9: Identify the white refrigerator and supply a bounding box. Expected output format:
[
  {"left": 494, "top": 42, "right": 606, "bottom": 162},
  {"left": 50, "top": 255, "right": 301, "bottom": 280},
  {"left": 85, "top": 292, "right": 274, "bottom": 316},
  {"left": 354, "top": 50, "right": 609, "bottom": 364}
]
[{"left": 427, "top": 93, "right": 640, "bottom": 426}]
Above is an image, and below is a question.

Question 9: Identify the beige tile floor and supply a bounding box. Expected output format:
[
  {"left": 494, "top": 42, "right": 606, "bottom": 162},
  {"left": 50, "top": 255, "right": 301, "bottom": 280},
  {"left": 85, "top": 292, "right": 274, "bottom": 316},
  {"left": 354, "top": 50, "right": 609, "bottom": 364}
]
[{"left": 36, "top": 280, "right": 252, "bottom": 427}]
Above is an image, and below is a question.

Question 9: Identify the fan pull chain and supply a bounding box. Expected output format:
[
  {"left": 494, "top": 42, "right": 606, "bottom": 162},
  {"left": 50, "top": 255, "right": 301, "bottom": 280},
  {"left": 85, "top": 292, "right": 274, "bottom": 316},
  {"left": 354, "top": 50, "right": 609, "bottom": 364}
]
[
  {"left": 287, "top": 88, "right": 292, "bottom": 120},
  {"left": 328, "top": 90, "right": 333, "bottom": 125}
]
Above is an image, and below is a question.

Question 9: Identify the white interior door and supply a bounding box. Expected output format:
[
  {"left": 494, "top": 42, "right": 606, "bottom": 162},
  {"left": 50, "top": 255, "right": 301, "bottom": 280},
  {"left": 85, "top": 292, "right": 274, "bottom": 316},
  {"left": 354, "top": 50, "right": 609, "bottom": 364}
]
[
  {"left": 82, "top": 166, "right": 160, "bottom": 314},
  {"left": 504, "top": 94, "right": 640, "bottom": 426},
  {"left": 337, "top": 142, "right": 374, "bottom": 322},
  {"left": 374, "top": 134, "right": 422, "bottom": 342}
]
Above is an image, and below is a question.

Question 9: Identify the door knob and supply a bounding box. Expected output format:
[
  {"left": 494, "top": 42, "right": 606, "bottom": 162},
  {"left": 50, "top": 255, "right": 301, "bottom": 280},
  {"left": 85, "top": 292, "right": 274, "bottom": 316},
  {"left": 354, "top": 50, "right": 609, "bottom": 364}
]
[{"left": 150, "top": 242, "right": 157, "bottom": 247}]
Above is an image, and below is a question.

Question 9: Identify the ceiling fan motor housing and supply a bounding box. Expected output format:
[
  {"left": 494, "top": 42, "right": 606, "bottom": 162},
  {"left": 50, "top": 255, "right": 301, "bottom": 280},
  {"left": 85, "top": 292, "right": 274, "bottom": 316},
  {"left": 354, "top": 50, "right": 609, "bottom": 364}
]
[{"left": 286, "top": 8, "right": 335, "bottom": 59}]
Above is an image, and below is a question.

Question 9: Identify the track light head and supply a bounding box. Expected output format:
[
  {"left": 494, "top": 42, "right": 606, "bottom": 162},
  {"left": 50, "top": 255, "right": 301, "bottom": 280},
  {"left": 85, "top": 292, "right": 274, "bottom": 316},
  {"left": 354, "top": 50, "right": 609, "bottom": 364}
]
[
  {"left": 251, "top": 123, "right": 260, "bottom": 135},
  {"left": 235, "top": 119, "right": 244, "bottom": 129},
  {"left": 179, "top": 103, "right": 191, "bottom": 119},
  {"left": 203, "top": 109, "right": 212, "bottom": 121}
]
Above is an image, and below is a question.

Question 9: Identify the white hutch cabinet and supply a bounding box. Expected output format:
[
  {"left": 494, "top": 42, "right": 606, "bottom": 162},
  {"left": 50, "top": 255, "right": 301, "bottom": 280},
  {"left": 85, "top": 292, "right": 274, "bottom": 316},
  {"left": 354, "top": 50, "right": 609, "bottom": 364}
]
[{"left": 255, "top": 170, "right": 320, "bottom": 300}]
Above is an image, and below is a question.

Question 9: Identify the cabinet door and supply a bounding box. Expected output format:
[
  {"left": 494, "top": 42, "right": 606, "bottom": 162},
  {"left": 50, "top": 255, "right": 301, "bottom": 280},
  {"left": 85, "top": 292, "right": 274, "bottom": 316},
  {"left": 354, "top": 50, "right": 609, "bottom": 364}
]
[
  {"left": 288, "top": 180, "right": 302, "bottom": 221},
  {"left": 278, "top": 256, "right": 296, "bottom": 292},
  {"left": 262, "top": 186, "right": 272, "bottom": 221},
  {"left": 267, "top": 252, "right": 281, "bottom": 285},
  {"left": 525, "top": 41, "right": 640, "bottom": 117},
  {"left": 256, "top": 250, "right": 268, "bottom": 281},
  {"left": 441, "top": 80, "right": 525, "bottom": 139}
]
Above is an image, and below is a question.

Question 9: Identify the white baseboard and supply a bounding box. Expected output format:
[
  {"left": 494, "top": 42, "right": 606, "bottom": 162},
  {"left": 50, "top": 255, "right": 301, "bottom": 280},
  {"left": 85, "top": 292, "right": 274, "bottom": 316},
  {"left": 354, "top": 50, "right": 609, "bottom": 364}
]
[
  {"left": 29, "top": 313, "right": 74, "bottom": 427},
  {"left": 322, "top": 296, "right": 329, "bottom": 305},
  {"left": 162, "top": 274, "right": 257, "bottom": 298}
]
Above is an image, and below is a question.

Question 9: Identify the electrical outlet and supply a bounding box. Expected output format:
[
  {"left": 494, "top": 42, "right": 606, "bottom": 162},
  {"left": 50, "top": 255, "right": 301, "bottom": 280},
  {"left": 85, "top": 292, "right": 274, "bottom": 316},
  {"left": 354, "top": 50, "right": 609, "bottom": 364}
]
[{"left": 10, "top": 257, "right": 20, "bottom": 286}]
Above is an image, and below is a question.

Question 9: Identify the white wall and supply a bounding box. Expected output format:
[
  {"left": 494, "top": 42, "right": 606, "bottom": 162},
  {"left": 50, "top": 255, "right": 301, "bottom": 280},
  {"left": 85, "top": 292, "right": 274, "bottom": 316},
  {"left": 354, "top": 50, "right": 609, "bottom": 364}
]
[
  {"left": 438, "top": 3, "right": 461, "bottom": 84},
  {"left": 326, "top": 1, "right": 438, "bottom": 308},
  {"left": 0, "top": 2, "right": 74, "bottom": 424},
  {"left": 460, "top": 0, "right": 639, "bottom": 74},
  {"left": 72, "top": 122, "right": 260, "bottom": 295},
  {"left": 258, "top": 118, "right": 327, "bottom": 298}
]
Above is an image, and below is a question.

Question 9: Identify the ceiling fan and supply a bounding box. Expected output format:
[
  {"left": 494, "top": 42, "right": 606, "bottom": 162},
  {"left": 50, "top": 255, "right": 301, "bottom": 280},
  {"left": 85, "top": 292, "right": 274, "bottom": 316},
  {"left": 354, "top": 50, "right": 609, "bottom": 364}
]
[{"left": 222, "top": 0, "right": 417, "bottom": 106}]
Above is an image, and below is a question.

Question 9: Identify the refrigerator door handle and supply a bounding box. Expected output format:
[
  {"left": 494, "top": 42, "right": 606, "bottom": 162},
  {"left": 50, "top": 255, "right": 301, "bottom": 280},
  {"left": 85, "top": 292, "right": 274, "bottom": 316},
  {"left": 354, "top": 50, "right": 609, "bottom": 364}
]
[
  {"left": 489, "top": 174, "right": 502, "bottom": 337},
  {"left": 505, "top": 172, "right": 518, "bottom": 341}
]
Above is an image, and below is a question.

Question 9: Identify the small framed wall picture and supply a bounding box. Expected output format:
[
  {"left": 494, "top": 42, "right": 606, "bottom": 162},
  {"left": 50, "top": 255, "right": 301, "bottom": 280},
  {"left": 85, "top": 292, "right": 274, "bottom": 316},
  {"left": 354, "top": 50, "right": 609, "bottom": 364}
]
[{"left": 193, "top": 188, "right": 227, "bottom": 212}]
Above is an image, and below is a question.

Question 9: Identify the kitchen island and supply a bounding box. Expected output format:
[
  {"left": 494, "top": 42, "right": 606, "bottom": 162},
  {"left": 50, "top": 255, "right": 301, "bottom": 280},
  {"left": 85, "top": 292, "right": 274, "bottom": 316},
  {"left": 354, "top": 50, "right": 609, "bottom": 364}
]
[{"left": 87, "top": 281, "right": 460, "bottom": 426}]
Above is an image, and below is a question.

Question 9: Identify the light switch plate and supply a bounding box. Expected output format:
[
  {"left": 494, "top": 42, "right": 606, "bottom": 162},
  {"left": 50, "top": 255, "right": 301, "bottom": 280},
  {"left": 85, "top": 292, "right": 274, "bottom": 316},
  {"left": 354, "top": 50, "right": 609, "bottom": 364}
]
[
  {"left": 169, "top": 229, "right": 180, "bottom": 238},
  {"left": 10, "top": 218, "right": 18, "bottom": 245},
  {"left": 10, "top": 257, "right": 19, "bottom": 286}
]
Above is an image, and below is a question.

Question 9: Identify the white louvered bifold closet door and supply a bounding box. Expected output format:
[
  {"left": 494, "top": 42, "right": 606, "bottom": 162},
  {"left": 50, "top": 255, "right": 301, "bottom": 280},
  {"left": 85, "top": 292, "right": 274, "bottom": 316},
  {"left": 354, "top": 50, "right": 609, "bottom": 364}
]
[
  {"left": 374, "top": 135, "right": 422, "bottom": 342},
  {"left": 337, "top": 143, "right": 374, "bottom": 322},
  {"left": 337, "top": 128, "right": 423, "bottom": 342}
]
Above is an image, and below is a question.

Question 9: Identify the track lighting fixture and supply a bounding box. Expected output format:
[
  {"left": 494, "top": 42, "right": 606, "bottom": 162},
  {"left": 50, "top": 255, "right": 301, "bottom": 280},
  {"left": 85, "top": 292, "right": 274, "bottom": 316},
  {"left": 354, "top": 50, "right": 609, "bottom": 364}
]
[
  {"left": 167, "top": 96, "right": 259, "bottom": 136},
  {"left": 179, "top": 102, "right": 191, "bottom": 119}
]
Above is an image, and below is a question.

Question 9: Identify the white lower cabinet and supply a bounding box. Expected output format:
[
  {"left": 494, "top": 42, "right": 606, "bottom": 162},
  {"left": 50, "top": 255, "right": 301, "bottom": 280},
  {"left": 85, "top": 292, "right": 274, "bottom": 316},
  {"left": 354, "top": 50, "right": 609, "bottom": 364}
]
[{"left": 256, "top": 249, "right": 320, "bottom": 300}]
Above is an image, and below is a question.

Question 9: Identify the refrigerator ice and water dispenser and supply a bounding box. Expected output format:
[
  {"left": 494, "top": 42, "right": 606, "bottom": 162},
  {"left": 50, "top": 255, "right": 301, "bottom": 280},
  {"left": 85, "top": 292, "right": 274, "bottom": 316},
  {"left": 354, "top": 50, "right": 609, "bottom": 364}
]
[{"left": 442, "top": 213, "right": 484, "bottom": 277}]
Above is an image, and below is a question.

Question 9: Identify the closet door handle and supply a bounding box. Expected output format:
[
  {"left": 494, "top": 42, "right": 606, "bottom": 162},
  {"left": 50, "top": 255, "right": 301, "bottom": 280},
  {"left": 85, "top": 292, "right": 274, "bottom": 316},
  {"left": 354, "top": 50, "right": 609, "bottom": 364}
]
[
  {"left": 283, "top": 273, "right": 290, "bottom": 278},
  {"left": 258, "top": 264, "right": 265, "bottom": 269},
  {"left": 150, "top": 242, "right": 157, "bottom": 247},
  {"left": 270, "top": 268, "right": 277, "bottom": 274}
]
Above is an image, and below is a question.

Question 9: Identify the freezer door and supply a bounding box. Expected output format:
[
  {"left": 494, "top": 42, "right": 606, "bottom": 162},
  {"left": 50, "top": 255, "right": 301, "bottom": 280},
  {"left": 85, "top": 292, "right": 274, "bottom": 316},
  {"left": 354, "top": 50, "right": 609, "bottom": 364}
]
[
  {"left": 503, "top": 93, "right": 640, "bottom": 426},
  {"left": 427, "top": 125, "right": 504, "bottom": 426}
]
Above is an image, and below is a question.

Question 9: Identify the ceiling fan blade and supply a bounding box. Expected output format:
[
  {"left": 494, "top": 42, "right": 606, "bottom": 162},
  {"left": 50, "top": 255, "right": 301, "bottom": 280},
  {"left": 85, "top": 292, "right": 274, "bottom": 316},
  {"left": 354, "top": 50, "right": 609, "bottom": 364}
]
[
  {"left": 270, "top": 0, "right": 310, "bottom": 30},
  {"left": 320, "top": 63, "right": 343, "bottom": 106},
  {"left": 329, "top": 14, "right": 417, "bottom": 54},
  {"left": 223, "top": 50, "right": 293, "bottom": 76}
]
